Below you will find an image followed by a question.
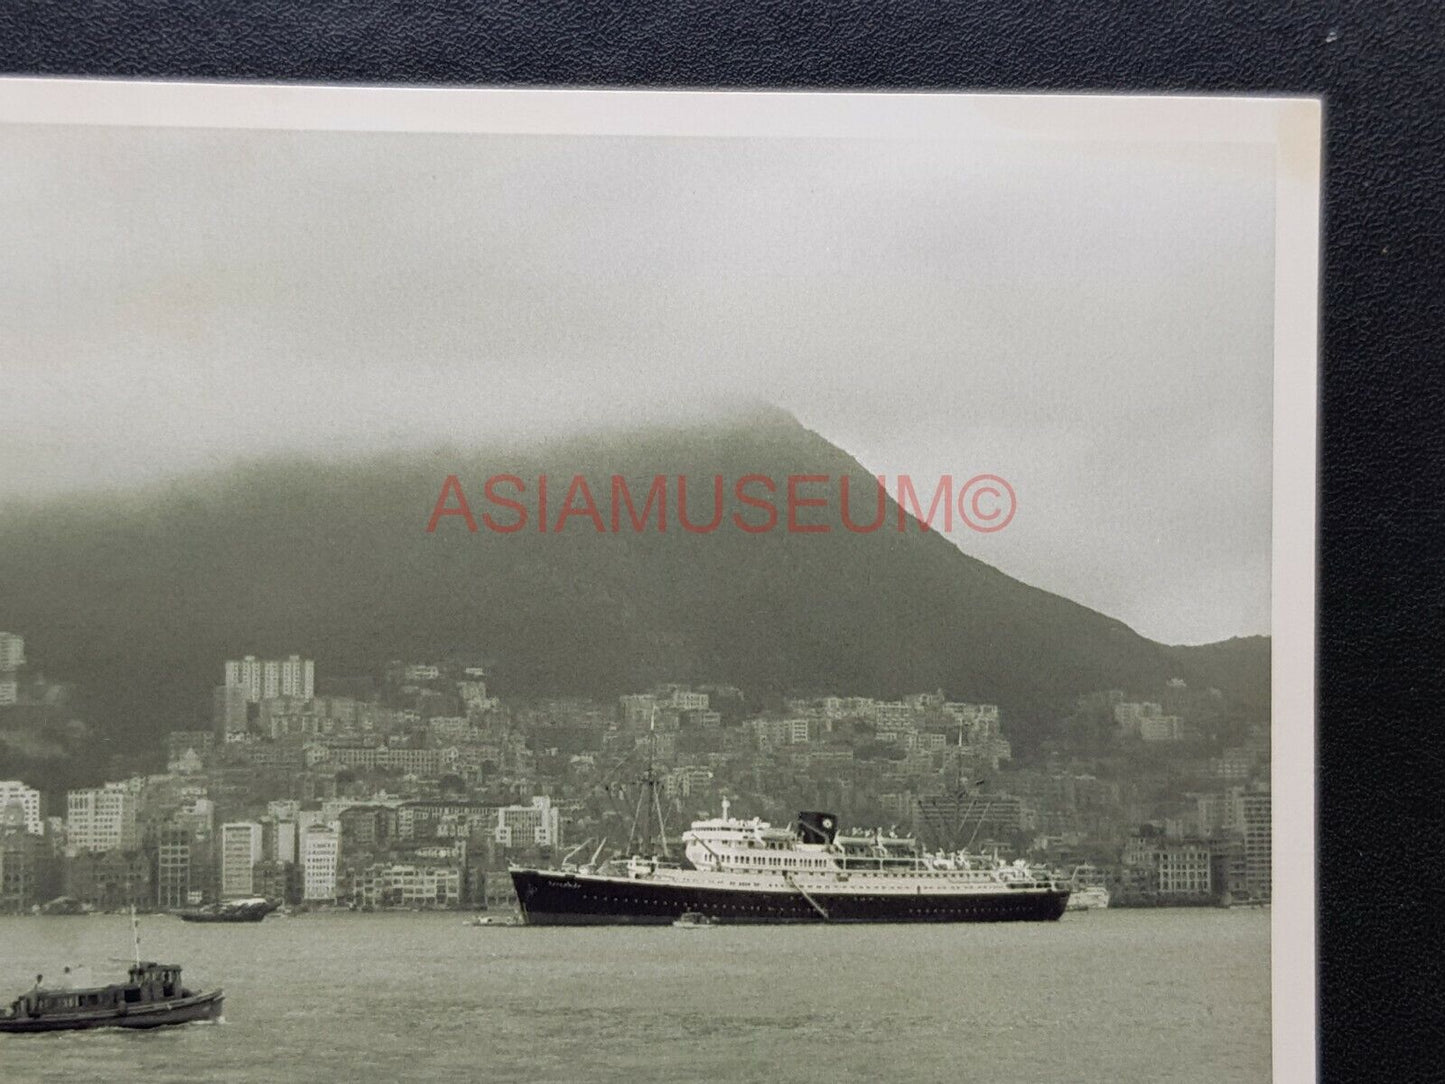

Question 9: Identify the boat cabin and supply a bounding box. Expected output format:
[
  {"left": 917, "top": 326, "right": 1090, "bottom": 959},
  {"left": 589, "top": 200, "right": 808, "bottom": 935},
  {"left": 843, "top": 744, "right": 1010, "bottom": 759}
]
[{"left": 126, "top": 962, "right": 185, "bottom": 1001}]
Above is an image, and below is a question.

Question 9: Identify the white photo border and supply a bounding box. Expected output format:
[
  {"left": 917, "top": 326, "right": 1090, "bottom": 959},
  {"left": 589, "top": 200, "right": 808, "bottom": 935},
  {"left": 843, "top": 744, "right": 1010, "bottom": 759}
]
[{"left": 0, "top": 78, "right": 1322, "bottom": 1082}]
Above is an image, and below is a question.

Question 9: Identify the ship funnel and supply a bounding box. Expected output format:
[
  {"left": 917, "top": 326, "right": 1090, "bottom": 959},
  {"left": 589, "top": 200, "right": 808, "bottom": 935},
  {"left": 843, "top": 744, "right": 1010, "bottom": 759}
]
[{"left": 796, "top": 811, "right": 839, "bottom": 844}]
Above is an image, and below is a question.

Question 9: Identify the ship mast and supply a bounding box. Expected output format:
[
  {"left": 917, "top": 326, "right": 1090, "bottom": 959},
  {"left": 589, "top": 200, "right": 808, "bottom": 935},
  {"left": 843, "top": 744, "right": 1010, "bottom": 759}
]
[
  {"left": 627, "top": 707, "right": 669, "bottom": 859},
  {"left": 945, "top": 719, "right": 986, "bottom": 853}
]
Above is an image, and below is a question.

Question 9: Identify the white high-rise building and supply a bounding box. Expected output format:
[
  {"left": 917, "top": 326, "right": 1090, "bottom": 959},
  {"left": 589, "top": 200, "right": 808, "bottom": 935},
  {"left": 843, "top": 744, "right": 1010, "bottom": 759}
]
[
  {"left": 494, "top": 796, "right": 561, "bottom": 848},
  {"left": 224, "top": 655, "right": 315, "bottom": 703},
  {"left": 1232, "top": 788, "right": 1272, "bottom": 901},
  {"left": 302, "top": 823, "right": 340, "bottom": 901},
  {"left": 274, "top": 820, "right": 300, "bottom": 867},
  {"left": 0, "top": 632, "right": 25, "bottom": 672},
  {"left": 0, "top": 780, "right": 42, "bottom": 835},
  {"left": 220, "top": 821, "right": 263, "bottom": 898},
  {"left": 66, "top": 783, "right": 138, "bottom": 854},
  {"left": 0, "top": 632, "right": 24, "bottom": 705}
]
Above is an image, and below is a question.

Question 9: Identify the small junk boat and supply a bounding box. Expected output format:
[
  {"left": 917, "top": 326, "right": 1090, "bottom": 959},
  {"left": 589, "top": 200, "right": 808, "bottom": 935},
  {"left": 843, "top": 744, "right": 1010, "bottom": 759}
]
[
  {"left": 175, "top": 896, "right": 278, "bottom": 923},
  {"left": 0, "top": 962, "right": 223, "bottom": 1033}
]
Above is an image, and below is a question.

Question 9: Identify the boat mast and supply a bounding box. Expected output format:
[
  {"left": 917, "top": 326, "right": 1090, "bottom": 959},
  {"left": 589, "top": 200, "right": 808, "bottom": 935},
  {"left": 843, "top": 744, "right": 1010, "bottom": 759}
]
[
  {"left": 640, "top": 706, "right": 670, "bottom": 857},
  {"left": 642, "top": 709, "right": 654, "bottom": 857},
  {"left": 131, "top": 904, "right": 141, "bottom": 966},
  {"left": 948, "top": 719, "right": 987, "bottom": 852},
  {"left": 624, "top": 706, "right": 671, "bottom": 859}
]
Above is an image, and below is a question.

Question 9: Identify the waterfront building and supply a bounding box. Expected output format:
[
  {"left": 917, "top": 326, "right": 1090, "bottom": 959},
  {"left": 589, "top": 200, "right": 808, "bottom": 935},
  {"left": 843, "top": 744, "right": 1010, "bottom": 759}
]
[
  {"left": 1154, "top": 840, "right": 1212, "bottom": 895},
  {"left": 260, "top": 817, "right": 298, "bottom": 864},
  {"left": 64, "top": 848, "right": 152, "bottom": 910},
  {"left": 0, "top": 781, "right": 42, "bottom": 835},
  {"left": 1234, "top": 788, "right": 1272, "bottom": 900},
  {"left": 354, "top": 863, "right": 462, "bottom": 908},
  {"left": 0, "top": 828, "right": 55, "bottom": 912},
  {"left": 66, "top": 783, "right": 138, "bottom": 854},
  {"left": 220, "top": 821, "right": 263, "bottom": 898},
  {"left": 155, "top": 823, "right": 194, "bottom": 908},
  {"left": 1120, "top": 836, "right": 1216, "bottom": 901},
  {"left": 494, "top": 796, "right": 561, "bottom": 849},
  {"left": 1208, "top": 838, "right": 1247, "bottom": 901},
  {"left": 302, "top": 823, "right": 340, "bottom": 901},
  {"left": 252, "top": 858, "right": 300, "bottom": 904}
]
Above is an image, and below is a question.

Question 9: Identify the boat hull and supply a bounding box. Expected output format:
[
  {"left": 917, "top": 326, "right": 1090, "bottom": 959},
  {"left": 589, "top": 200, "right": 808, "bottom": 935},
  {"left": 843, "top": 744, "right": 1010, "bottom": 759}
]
[
  {"left": 511, "top": 869, "right": 1069, "bottom": 926},
  {"left": 0, "top": 990, "right": 224, "bottom": 1033}
]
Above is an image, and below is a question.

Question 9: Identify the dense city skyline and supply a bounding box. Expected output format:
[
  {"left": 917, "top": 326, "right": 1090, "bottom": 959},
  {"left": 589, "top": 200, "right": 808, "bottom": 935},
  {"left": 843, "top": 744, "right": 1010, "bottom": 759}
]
[{"left": 1, "top": 632, "right": 1271, "bottom": 917}]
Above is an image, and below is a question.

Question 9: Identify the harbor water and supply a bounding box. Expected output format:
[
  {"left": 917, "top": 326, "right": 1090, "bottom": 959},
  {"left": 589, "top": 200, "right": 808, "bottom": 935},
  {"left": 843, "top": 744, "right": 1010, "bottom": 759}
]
[{"left": 0, "top": 909, "right": 1269, "bottom": 1083}]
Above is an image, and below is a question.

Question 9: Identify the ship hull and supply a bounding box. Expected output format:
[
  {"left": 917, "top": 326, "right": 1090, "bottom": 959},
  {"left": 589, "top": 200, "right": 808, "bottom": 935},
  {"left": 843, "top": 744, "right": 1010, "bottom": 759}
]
[
  {"left": 0, "top": 990, "right": 223, "bottom": 1033},
  {"left": 511, "top": 869, "right": 1069, "bottom": 926}
]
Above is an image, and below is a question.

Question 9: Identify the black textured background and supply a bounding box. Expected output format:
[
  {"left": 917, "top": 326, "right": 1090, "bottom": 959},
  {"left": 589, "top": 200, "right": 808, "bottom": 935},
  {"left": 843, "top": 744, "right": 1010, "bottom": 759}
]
[{"left": 1, "top": 3, "right": 1441, "bottom": 1079}]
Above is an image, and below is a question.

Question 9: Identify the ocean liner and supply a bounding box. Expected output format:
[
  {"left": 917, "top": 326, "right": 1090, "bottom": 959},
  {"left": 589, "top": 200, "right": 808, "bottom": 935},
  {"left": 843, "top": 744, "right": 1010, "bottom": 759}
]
[
  {"left": 510, "top": 798, "right": 1070, "bottom": 925},
  {"left": 512, "top": 710, "right": 1069, "bottom": 926}
]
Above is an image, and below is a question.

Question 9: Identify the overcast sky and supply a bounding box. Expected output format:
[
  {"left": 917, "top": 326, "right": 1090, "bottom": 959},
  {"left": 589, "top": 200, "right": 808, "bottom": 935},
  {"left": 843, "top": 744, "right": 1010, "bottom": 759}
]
[{"left": 0, "top": 122, "right": 1274, "bottom": 645}]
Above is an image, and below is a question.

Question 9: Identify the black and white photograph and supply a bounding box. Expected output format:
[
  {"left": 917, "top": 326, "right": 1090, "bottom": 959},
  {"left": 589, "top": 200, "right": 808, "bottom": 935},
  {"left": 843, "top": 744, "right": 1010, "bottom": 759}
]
[{"left": 0, "top": 83, "right": 1319, "bottom": 1081}]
